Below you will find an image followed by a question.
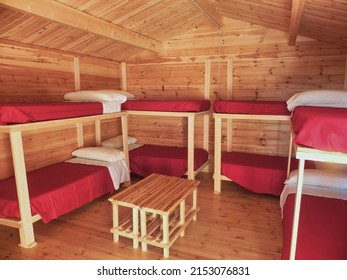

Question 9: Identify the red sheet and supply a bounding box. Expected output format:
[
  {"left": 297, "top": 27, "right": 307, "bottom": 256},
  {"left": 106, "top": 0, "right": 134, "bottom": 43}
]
[
  {"left": 282, "top": 194, "right": 347, "bottom": 260},
  {"left": 0, "top": 162, "right": 114, "bottom": 223},
  {"left": 122, "top": 99, "right": 210, "bottom": 112},
  {"left": 129, "top": 145, "right": 209, "bottom": 177},
  {"left": 213, "top": 100, "right": 290, "bottom": 115},
  {"left": 0, "top": 102, "right": 103, "bottom": 124},
  {"left": 221, "top": 152, "right": 299, "bottom": 196},
  {"left": 291, "top": 106, "right": 347, "bottom": 153}
]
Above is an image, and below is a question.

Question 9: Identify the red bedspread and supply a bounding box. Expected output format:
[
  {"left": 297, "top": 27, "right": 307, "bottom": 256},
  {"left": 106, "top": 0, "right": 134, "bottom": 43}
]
[
  {"left": 129, "top": 145, "right": 208, "bottom": 177},
  {"left": 122, "top": 99, "right": 210, "bottom": 112},
  {"left": 221, "top": 152, "right": 299, "bottom": 196},
  {"left": 0, "top": 102, "right": 103, "bottom": 124},
  {"left": 282, "top": 194, "right": 347, "bottom": 260},
  {"left": 0, "top": 162, "right": 114, "bottom": 222},
  {"left": 213, "top": 100, "right": 290, "bottom": 115},
  {"left": 291, "top": 106, "right": 347, "bottom": 153}
]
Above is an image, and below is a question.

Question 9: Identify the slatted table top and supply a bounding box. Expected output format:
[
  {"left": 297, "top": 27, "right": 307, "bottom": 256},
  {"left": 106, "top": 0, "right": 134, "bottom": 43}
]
[{"left": 109, "top": 173, "right": 200, "bottom": 213}]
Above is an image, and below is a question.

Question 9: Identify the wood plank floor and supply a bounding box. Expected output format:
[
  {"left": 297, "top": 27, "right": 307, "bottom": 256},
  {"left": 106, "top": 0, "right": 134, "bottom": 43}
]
[{"left": 0, "top": 172, "right": 283, "bottom": 260}]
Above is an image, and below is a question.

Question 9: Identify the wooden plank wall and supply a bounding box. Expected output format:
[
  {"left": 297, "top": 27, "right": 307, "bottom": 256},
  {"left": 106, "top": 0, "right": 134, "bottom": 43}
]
[
  {"left": 0, "top": 18, "right": 346, "bottom": 177},
  {"left": 125, "top": 18, "right": 347, "bottom": 170},
  {"left": 0, "top": 42, "right": 122, "bottom": 179}
]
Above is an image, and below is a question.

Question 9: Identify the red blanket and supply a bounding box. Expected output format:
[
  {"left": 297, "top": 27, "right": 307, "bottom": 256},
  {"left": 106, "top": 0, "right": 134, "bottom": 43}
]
[
  {"left": 213, "top": 100, "right": 290, "bottom": 115},
  {"left": 221, "top": 152, "right": 298, "bottom": 196},
  {"left": 291, "top": 106, "right": 347, "bottom": 153},
  {"left": 282, "top": 194, "right": 347, "bottom": 260},
  {"left": 129, "top": 145, "right": 208, "bottom": 177},
  {"left": 0, "top": 102, "right": 103, "bottom": 124},
  {"left": 0, "top": 162, "right": 114, "bottom": 222},
  {"left": 122, "top": 99, "right": 210, "bottom": 112}
]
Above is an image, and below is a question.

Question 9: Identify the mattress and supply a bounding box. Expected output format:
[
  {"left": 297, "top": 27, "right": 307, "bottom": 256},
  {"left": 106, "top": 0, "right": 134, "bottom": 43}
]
[
  {"left": 221, "top": 152, "right": 299, "bottom": 196},
  {"left": 281, "top": 184, "right": 347, "bottom": 260},
  {"left": 128, "top": 144, "right": 209, "bottom": 177},
  {"left": 0, "top": 161, "right": 117, "bottom": 222},
  {"left": 0, "top": 101, "right": 120, "bottom": 124},
  {"left": 291, "top": 106, "right": 347, "bottom": 153},
  {"left": 122, "top": 99, "right": 211, "bottom": 112},
  {"left": 213, "top": 100, "right": 290, "bottom": 115}
]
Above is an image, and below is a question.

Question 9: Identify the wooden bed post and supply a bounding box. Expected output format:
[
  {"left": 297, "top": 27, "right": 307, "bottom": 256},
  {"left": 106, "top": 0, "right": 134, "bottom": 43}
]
[
  {"left": 121, "top": 113, "right": 130, "bottom": 168},
  {"left": 203, "top": 114, "right": 209, "bottom": 152},
  {"left": 289, "top": 157, "right": 305, "bottom": 260},
  {"left": 187, "top": 115, "right": 195, "bottom": 179},
  {"left": 10, "top": 131, "right": 36, "bottom": 248},
  {"left": 95, "top": 119, "right": 101, "bottom": 146},
  {"left": 214, "top": 115, "right": 222, "bottom": 193}
]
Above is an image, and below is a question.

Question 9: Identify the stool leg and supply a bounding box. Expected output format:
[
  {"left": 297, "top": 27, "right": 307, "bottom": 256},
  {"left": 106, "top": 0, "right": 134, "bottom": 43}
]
[
  {"left": 193, "top": 188, "right": 198, "bottom": 221},
  {"left": 180, "top": 200, "right": 186, "bottom": 237},
  {"left": 112, "top": 204, "right": 119, "bottom": 242},
  {"left": 140, "top": 209, "right": 147, "bottom": 251},
  {"left": 162, "top": 213, "right": 169, "bottom": 258},
  {"left": 132, "top": 207, "right": 139, "bottom": 248}
]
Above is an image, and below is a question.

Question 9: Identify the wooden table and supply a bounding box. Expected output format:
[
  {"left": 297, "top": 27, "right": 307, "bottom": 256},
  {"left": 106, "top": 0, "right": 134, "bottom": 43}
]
[{"left": 109, "top": 173, "right": 200, "bottom": 257}]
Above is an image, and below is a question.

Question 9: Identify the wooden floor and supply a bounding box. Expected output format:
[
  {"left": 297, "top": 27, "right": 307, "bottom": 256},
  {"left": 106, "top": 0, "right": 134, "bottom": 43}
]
[{"left": 0, "top": 172, "right": 283, "bottom": 260}]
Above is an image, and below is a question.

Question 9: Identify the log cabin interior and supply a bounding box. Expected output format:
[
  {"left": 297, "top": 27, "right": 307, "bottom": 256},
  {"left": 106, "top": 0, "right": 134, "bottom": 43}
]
[{"left": 0, "top": 0, "right": 347, "bottom": 260}]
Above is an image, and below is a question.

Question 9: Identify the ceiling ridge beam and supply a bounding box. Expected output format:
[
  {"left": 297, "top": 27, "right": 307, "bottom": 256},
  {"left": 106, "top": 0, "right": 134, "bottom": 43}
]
[
  {"left": 1, "top": 0, "right": 162, "bottom": 53},
  {"left": 288, "top": 0, "right": 306, "bottom": 46},
  {"left": 192, "top": 0, "right": 223, "bottom": 27}
]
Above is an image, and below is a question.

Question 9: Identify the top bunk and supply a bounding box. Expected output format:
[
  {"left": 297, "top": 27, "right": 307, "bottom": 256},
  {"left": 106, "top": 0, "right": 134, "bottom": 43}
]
[
  {"left": 121, "top": 99, "right": 211, "bottom": 117},
  {"left": 287, "top": 90, "right": 347, "bottom": 161},
  {"left": 0, "top": 101, "right": 119, "bottom": 126},
  {"left": 0, "top": 89, "right": 133, "bottom": 126},
  {"left": 213, "top": 100, "right": 291, "bottom": 116}
]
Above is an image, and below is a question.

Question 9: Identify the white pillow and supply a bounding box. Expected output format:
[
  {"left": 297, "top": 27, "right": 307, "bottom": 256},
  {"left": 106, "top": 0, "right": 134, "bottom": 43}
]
[
  {"left": 72, "top": 147, "right": 124, "bottom": 163},
  {"left": 100, "top": 89, "right": 135, "bottom": 99},
  {"left": 64, "top": 90, "right": 127, "bottom": 103},
  {"left": 101, "top": 135, "right": 138, "bottom": 149},
  {"left": 285, "top": 169, "right": 347, "bottom": 189},
  {"left": 286, "top": 90, "right": 347, "bottom": 111}
]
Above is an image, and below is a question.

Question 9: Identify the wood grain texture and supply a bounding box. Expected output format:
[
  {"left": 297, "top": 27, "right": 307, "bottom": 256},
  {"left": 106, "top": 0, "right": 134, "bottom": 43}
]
[{"left": 0, "top": 172, "right": 283, "bottom": 260}]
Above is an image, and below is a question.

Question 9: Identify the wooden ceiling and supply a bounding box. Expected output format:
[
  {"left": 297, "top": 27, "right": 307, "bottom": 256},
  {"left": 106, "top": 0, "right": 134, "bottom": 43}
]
[{"left": 0, "top": 0, "right": 346, "bottom": 61}]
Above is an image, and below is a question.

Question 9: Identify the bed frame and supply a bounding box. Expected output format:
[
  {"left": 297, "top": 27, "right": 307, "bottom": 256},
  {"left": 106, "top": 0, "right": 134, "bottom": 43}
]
[
  {"left": 213, "top": 113, "right": 292, "bottom": 193},
  {"left": 0, "top": 112, "right": 129, "bottom": 248},
  {"left": 125, "top": 110, "right": 210, "bottom": 180},
  {"left": 289, "top": 142, "right": 347, "bottom": 260}
]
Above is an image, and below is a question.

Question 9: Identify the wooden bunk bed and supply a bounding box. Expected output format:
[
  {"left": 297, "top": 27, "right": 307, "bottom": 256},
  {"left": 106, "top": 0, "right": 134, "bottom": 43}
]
[
  {"left": 213, "top": 100, "right": 295, "bottom": 195},
  {"left": 287, "top": 105, "right": 347, "bottom": 260},
  {"left": 0, "top": 102, "right": 129, "bottom": 248},
  {"left": 121, "top": 99, "right": 210, "bottom": 179}
]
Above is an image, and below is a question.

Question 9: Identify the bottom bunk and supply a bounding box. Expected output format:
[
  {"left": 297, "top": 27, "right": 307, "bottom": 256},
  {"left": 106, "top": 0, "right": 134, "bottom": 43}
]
[
  {"left": 0, "top": 158, "right": 130, "bottom": 246},
  {"left": 128, "top": 144, "right": 209, "bottom": 178},
  {"left": 280, "top": 178, "right": 347, "bottom": 260},
  {"left": 218, "top": 152, "right": 300, "bottom": 196}
]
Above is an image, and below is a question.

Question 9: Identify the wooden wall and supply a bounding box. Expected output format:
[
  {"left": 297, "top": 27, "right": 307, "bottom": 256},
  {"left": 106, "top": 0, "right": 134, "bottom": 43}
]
[
  {"left": 124, "top": 18, "right": 347, "bottom": 170},
  {"left": 0, "top": 17, "right": 346, "bottom": 177},
  {"left": 0, "top": 42, "right": 122, "bottom": 179}
]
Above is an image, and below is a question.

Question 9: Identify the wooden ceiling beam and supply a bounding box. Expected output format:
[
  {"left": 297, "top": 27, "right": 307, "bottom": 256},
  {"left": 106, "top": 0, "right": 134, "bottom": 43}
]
[
  {"left": 0, "top": 0, "right": 162, "bottom": 53},
  {"left": 288, "top": 0, "right": 306, "bottom": 46},
  {"left": 192, "top": 0, "right": 223, "bottom": 27}
]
